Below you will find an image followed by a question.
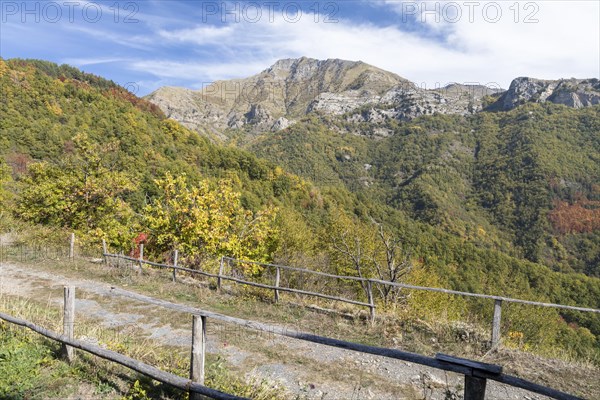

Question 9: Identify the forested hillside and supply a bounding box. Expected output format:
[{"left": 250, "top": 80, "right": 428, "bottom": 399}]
[
  {"left": 1, "top": 59, "right": 599, "bottom": 361},
  {"left": 244, "top": 105, "right": 600, "bottom": 277}
]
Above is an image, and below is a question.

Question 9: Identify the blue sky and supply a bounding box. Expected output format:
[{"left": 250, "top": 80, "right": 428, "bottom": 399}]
[{"left": 1, "top": 0, "right": 599, "bottom": 96}]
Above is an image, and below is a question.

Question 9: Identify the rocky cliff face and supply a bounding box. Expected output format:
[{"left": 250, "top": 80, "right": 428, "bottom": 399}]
[
  {"left": 312, "top": 83, "right": 500, "bottom": 126},
  {"left": 490, "top": 77, "right": 600, "bottom": 111},
  {"left": 146, "top": 57, "right": 599, "bottom": 138}
]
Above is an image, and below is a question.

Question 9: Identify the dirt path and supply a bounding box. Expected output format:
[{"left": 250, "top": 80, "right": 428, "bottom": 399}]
[{"left": 0, "top": 262, "right": 553, "bottom": 400}]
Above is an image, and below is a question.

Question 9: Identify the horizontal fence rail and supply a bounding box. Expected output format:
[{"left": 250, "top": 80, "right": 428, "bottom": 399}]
[
  {"left": 222, "top": 256, "right": 600, "bottom": 313},
  {"left": 103, "top": 252, "right": 374, "bottom": 309},
  {"left": 103, "top": 249, "right": 600, "bottom": 313}
]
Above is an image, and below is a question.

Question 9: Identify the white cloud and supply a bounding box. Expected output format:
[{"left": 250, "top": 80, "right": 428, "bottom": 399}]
[
  {"left": 129, "top": 59, "right": 271, "bottom": 83},
  {"left": 62, "top": 57, "right": 126, "bottom": 66},
  {"left": 62, "top": 24, "right": 154, "bottom": 50},
  {"left": 158, "top": 25, "right": 236, "bottom": 45},
  {"left": 128, "top": 1, "right": 599, "bottom": 90}
]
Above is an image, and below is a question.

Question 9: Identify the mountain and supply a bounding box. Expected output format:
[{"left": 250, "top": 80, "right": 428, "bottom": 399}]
[
  {"left": 146, "top": 57, "right": 600, "bottom": 140},
  {"left": 146, "top": 57, "right": 408, "bottom": 137},
  {"left": 144, "top": 57, "right": 600, "bottom": 272},
  {"left": 146, "top": 57, "right": 503, "bottom": 138},
  {"left": 145, "top": 57, "right": 600, "bottom": 277}
]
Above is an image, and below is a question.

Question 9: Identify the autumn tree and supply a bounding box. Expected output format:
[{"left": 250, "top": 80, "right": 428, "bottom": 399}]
[
  {"left": 16, "top": 133, "right": 136, "bottom": 246},
  {"left": 143, "top": 173, "right": 278, "bottom": 271},
  {"left": 369, "top": 224, "right": 412, "bottom": 306}
]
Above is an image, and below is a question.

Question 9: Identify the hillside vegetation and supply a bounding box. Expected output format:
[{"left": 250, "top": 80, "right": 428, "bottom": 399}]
[{"left": 1, "top": 58, "right": 599, "bottom": 364}]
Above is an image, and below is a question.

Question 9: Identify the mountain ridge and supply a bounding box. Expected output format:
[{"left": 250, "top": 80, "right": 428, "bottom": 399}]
[{"left": 145, "top": 57, "right": 600, "bottom": 139}]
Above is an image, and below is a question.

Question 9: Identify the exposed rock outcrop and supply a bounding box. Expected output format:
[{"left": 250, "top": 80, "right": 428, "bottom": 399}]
[{"left": 491, "top": 77, "right": 600, "bottom": 110}]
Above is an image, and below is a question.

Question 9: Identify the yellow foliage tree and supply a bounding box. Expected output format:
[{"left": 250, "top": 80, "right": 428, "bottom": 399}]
[
  {"left": 327, "top": 211, "right": 412, "bottom": 306},
  {"left": 143, "top": 173, "right": 278, "bottom": 272}
]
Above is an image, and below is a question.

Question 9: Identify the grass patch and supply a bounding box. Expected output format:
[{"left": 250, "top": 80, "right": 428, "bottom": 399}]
[{"left": 0, "top": 325, "right": 79, "bottom": 399}]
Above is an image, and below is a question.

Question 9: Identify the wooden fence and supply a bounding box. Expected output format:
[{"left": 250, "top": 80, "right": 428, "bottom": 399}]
[
  {"left": 0, "top": 286, "right": 247, "bottom": 400},
  {"left": 0, "top": 233, "right": 95, "bottom": 263},
  {"left": 106, "top": 285, "right": 583, "bottom": 400},
  {"left": 0, "top": 282, "right": 587, "bottom": 399},
  {"left": 102, "top": 243, "right": 600, "bottom": 349}
]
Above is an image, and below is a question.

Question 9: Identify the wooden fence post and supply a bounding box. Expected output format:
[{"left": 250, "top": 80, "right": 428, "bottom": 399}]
[
  {"left": 217, "top": 257, "right": 224, "bottom": 290},
  {"left": 367, "top": 280, "right": 375, "bottom": 324},
  {"left": 102, "top": 239, "right": 108, "bottom": 266},
  {"left": 69, "top": 233, "right": 75, "bottom": 261},
  {"left": 435, "top": 354, "right": 497, "bottom": 400},
  {"left": 190, "top": 315, "right": 206, "bottom": 400},
  {"left": 491, "top": 299, "right": 502, "bottom": 348},
  {"left": 172, "top": 250, "right": 178, "bottom": 283},
  {"left": 274, "top": 266, "right": 280, "bottom": 303},
  {"left": 61, "top": 286, "right": 75, "bottom": 363},
  {"left": 464, "top": 376, "right": 487, "bottom": 400},
  {"left": 138, "top": 244, "right": 144, "bottom": 274}
]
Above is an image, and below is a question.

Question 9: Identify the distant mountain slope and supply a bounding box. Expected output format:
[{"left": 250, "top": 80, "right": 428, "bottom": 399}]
[
  {"left": 145, "top": 57, "right": 503, "bottom": 137},
  {"left": 146, "top": 57, "right": 600, "bottom": 140},
  {"left": 244, "top": 104, "right": 600, "bottom": 277}
]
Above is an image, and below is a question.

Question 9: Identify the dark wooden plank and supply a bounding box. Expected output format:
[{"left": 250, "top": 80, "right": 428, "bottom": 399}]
[
  {"left": 108, "top": 287, "right": 471, "bottom": 376},
  {"left": 114, "top": 286, "right": 582, "bottom": 399},
  {"left": 436, "top": 353, "right": 502, "bottom": 374}
]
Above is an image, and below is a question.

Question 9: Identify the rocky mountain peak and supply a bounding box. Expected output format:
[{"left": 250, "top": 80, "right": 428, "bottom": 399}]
[
  {"left": 491, "top": 77, "right": 600, "bottom": 110},
  {"left": 146, "top": 57, "right": 412, "bottom": 136}
]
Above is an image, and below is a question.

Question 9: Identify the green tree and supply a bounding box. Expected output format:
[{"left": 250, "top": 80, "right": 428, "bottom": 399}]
[{"left": 16, "top": 134, "right": 136, "bottom": 246}]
